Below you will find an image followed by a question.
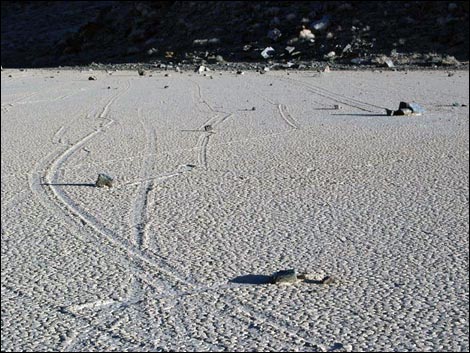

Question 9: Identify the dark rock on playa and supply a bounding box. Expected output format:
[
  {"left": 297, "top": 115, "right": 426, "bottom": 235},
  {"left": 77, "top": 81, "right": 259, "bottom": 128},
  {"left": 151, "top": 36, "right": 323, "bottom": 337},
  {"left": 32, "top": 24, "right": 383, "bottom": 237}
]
[
  {"left": 96, "top": 173, "right": 113, "bottom": 188},
  {"left": 272, "top": 269, "right": 298, "bottom": 284},
  {"left": 386, "top": 102, "right": 425, "bottom": 116}
]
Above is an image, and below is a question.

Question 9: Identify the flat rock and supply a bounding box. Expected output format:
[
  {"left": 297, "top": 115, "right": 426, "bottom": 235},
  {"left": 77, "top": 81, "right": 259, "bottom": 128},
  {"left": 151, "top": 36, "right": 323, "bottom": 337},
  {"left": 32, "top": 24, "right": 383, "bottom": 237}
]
[
  {"left": 272, "top": 269, "right": 298, "bottom": 284},
  {"left": 95, "top": 173, "right": 113, "bottom": 188}
]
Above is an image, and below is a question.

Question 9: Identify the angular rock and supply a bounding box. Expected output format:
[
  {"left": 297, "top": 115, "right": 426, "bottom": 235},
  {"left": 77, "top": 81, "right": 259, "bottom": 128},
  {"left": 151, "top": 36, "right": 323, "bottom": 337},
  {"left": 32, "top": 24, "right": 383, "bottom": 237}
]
[
  {"left": 96, "top": 173, "right": 113, "bottom": 188},
  {"left": 374, "top": 55, "right": 395, "bottom": 68},
  {"left": 272, "top": 269, "right": 298, "bottom": 284},
  {"left": 386, "top": 102, "right": 425, "bottom": 116},
  {"left": 342, "top": 43, "right": 352, "bottom": 54},
  {"left": 285, "top": 46, "right": 295, "bottom": 54},
  {"left": 179, "top": 164, "right": 196, "bottom": 172},
  {"left": 384, "top": 58, "right": 394, "bottom": 68},
  {"left": 398, "top": 102, "right": 424, "bottom": 115},
  {"left": 196, "top": 65, "right": 208, "bottom": 74},
  {"left": 261, "top": 47, "right": 275, "bottom": 59},
  {"left": 263, "top": 66, "right": 271, "bottom": 72}
]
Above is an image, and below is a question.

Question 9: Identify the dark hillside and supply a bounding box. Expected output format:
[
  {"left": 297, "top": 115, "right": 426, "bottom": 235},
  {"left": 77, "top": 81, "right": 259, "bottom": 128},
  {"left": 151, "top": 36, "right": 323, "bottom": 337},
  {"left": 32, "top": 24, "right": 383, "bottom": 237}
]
[{"left": 1, "top": 1, "right": 468, "bottom": 68}]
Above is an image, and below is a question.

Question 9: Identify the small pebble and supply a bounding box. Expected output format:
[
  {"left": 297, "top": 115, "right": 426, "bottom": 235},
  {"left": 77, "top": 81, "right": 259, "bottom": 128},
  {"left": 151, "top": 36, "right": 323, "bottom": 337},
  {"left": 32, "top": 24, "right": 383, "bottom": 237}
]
[{"left": 321, "top": 276, "right": 335, "bottom": 285}]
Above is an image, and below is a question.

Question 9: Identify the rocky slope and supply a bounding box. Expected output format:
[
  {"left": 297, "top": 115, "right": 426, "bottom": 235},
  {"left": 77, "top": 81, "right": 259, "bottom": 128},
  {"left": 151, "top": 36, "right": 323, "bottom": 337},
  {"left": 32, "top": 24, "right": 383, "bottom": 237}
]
[{"left": 1, "top": 1, "right": 469, "bottom": 69}]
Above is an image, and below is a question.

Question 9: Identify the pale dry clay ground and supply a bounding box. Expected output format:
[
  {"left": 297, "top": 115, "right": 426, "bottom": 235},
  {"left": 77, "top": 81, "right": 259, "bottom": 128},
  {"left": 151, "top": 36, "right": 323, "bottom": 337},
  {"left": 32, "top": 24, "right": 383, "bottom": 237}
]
[{"left": 1, "top": 69, "right": 469, "bottom": 352}]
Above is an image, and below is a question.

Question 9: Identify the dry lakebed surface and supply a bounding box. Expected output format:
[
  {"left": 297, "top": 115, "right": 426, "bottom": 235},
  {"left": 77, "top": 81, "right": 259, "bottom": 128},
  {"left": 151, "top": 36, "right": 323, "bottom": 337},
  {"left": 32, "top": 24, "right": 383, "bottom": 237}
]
[{"left": 1, "top": 69, "right": 469, "bottom": 352}]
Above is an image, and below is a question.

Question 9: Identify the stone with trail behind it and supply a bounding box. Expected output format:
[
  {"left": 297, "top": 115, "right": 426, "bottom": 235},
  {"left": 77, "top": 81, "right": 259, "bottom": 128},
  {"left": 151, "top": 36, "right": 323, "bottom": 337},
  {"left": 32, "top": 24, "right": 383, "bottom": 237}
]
[
  {"left": 272, "top": 269, "right": 299, "bottom": 284},
  {"left": 96, "top": 173, "right": 113, "bottom": 188}
]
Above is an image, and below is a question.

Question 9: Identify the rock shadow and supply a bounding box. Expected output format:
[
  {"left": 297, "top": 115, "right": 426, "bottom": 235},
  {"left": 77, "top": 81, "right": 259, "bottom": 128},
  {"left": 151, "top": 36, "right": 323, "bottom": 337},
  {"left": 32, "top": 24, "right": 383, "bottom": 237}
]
[
  {"left": 331, "top": 113, "right": 388, "bottom": 117},
  {"left": 229, "top": 274, "right": 272, "bottom": 285},
  {"left": 41, "top": 182, "right": 96, "bottom": 187}
]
